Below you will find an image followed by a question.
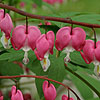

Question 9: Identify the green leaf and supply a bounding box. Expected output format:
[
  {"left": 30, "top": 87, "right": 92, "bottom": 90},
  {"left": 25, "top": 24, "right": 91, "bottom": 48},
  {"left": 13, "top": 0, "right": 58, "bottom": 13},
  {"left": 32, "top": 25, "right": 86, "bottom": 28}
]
[
  {"left": 33, "top": 0, "right": 42, "bottom": 7},
  {"left": 66, "top": 66, "right": 100, "bottom": 98},
  {"left": 42, "top": 2, "right": 56, "bottom": 13},
  {"left": 35, "top": 78, "right": 44, "bottom": 99},
  {"left": 27, "top": 54, "right": 48, "bottom": 99},
  {"left": 66, "top": 66, "right": 93, "bottom": 99},
  {"left": 0, "top": 61, "right": 23, "bottom": 80},
  {"left": 48, "top": 50, "right": 66, "bottom": 88},
  {"left": 70, "top": 51, "right": 94, "bottom": 70},
  {"left": 87, "top": 98, "right": 100, "bottom": 100},
  {"left": 27, "top": 49, "right": 66, "bottom": 99},
  {"left": 76, "top": 68, "right": 100, "bottom": 97},
  {"left": 0, "top": 50, "right": 24, "bottom": 61},
  {"left": 39, "top": 25, "right": 60, "bottom": 34}
]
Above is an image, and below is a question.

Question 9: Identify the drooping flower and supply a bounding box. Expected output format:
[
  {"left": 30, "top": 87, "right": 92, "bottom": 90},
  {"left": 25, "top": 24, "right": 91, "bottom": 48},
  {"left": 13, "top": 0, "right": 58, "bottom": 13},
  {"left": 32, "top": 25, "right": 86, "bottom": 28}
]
[
  {"left": 43, "top": 0, "right": 56, "bottom": 5},
  {"left": 0, "top": 96, "right": 3, "bottom": 100},
  {"left": 19, "top": 2, "right": 25, "bottom": 8},
  {"left": 11, "top": 25, "right": 41, "bottom": 64},
  {"left": 23, "top": 93, "right": 31, "bottom": 100},
  {"left": 43, "top": 81, "right": 56, "bottom": 100},
  {"left": 0, "top": 91, "right": 3, "bottom": 97},
  {"left": 34, "top": 31, "right": 54, "bottom": 71},
  {"left": 39, "top": 21, "right": 51, "bottom": 26},
  {"left": 80, "top": 40, "right": 100, "bottom": 77},
  {"left": 43, "top": 0, "right": 63, "bottom": 4},
  {"left": 11, "top": 86, "right": 24, "bottom": 100},
  {"left": 56, "top": 0, "right": 63, "bottom": 4},
  {"left": 62, "top": 95, "right": 74, "bottom": 100},
  {"left": 0, "top": 9, "right": 13, "bottom": 48},
  {"left": 55, "top": 26, "right": 86, "bottom": 62}
]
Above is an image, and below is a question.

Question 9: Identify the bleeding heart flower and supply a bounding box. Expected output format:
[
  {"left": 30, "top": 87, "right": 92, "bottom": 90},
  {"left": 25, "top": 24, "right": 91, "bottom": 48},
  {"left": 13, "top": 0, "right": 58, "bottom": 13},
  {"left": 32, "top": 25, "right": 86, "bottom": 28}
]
[
  {"left": 23, "top": 93, "right": 31, "bottom": 100},
  {"left": 0, "top": 9, "right": 13, "bottom": 49},
  {"left": 11, "top": 86, "right": 24, "bottom": 100},
  {"left": 34, "top": 31, "right": 54, "bottom": 71},
  {"left": 0, "top": 96, "right": 3, "bottom": 100},
  {"left": 55, "top": 26, "right": 86, "bottom": 63},
  {"left": 62, "top": 95, "right": 74, "bottom": 100},
  {"left": 11, "top": 25, "right": 41, "bottom": 64},
  {"left": 0, "top": 91, "right": 3, "bottom": 97},
  {"left": 20, "top": 2, "right": 25, "bottom": 8},
  {"left": 56, "top": 0, "right": 63, "bottom": 3},
  {"left": 43, "top": 81, "right": 56, "bottom": 100},
  {"left": 43, "top": 0, "right": 56, "bottom": 4},
  {"left": 39, "top": 21, "right": 51, "bottom": 26},
  {"left": 80, "top": 40, "right": 100, "bottom": 77}
]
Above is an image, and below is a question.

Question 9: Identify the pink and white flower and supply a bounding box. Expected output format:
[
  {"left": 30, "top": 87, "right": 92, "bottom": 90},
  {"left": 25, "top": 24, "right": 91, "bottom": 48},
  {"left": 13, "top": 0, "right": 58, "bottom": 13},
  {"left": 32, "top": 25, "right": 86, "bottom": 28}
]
[
  {"left": 11, "top": 86, "right": 24, "bottom": 100},
  {"left": 11, "top": 25, "right": 41, "bottom": 64},
  {"left": 80, "top": 40, "right": 100, "bottom": 77},
  {"left": 43, "top": 0, "right": 56, "bottom": 5},
  {"left": 0, "top": 96, "right": 3, "bottom": 100},
  {"left": 34, "top": 31, "right": 54, "bottom": 71},
  {"left": 55, "top": 27, "right": 86, "bottom": 62},
  {"left": 43, "top": 81, "right": 56, "bottom": 100},
  {"left": 62, "top": 95, "right": 74, "bottom": 100},
  {"left": 0, "top": 9, "right": 13, "bottom": 48}
]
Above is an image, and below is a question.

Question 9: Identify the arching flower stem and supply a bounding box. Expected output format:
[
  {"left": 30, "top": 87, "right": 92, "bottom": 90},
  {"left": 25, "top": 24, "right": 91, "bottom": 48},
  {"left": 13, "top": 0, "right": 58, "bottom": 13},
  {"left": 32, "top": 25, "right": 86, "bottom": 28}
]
[{"left": 0, "top": 75, "right": 81, "bottom": 100}]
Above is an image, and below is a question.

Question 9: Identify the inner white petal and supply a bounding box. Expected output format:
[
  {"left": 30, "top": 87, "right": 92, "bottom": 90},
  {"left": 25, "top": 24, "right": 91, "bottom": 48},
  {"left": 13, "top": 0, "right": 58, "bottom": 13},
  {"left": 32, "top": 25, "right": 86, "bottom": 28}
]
[
  {"left": 63, "top": 46, "right": 75, "bottom": 53},
  {"left": 23, "top": 51, "right": 29, "bottom": 65},
  {"left": 63, "top": 46, "right": 75, "bottom": 63},
  {"left": 22, "top": 38, "right": 30, "bottom": 64},
  {"left": 44, "top": 51, "right": 49, "bottom": 58},
  {"left": 40, "top": 58, "right": 50, "bottom": 72},
  {"left": 1, "top": 33, "right": 10, "bottom": 49},
  {"left": 93, "top": 60, "right": 100, "bottom": 66},
  {"left": 94, "top": 64, "right": 100, "bottom": 78},
  {"left": 22, "top": 38, "right": 31, "bottom": 52}
]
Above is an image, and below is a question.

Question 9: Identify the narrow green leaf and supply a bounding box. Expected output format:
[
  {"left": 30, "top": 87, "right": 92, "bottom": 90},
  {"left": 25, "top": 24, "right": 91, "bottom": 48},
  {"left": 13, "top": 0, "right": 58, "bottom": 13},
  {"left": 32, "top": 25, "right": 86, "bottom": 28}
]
[
  {"left": 67, "top": 66, "right": 93, "bottom": 99},
  {"left": 66, "top": 66, "right": 100, "bottom": 98},
  {"left": 70, "top": 51, "right": 94, "bottom": 70},
  {"left": 33, "top": 0, "right": 42, "bottom": 7}
]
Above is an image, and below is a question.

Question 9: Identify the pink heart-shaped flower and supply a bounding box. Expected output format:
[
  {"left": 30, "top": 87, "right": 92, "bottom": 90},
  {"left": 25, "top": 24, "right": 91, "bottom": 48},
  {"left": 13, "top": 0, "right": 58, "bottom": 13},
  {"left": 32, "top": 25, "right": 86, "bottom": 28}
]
[
  {"left": 0, "top": 9, "right": 4, "bottom": 21},
  {"left": 34, "top": 31, "right": 54, "bottom": 60},
  {"left": 43, "top": 81, "right": 56, "bottom": 100},
  {"left": 80, "top": 40, "right": 100, "bottom": 64},
  {"left": 62, "top": 95, "right": 74, "bottom": 100},
  {"left": 11, "top": 86, "right": 24, "bottom": 100},
  {"left": 0, "top": 10, "right": 13, "bottom": 39},
  {"left": 55, "top": 27, "right": 86, "bottom": 51},
  {"left": 11, "top": 25, "right": 41, "bottom": 51},
  {"left": 0, "top": 96, "right": 3, "bottom": 100}
]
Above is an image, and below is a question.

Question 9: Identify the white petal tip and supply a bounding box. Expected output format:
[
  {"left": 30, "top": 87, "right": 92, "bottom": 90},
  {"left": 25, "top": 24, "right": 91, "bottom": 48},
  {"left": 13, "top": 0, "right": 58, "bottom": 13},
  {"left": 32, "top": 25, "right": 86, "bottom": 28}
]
[
  {"left": 94, "top": 65, "right": 100, "bottom": 78},
  {"left": 40, "top": 58, "right": 50, "bottom": 72},
  {"left": 1, "top": 35, "right": 10, "bottom": 49},
  {"left": 23, "top": 58, "right": 29, "bottom": 65}
]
